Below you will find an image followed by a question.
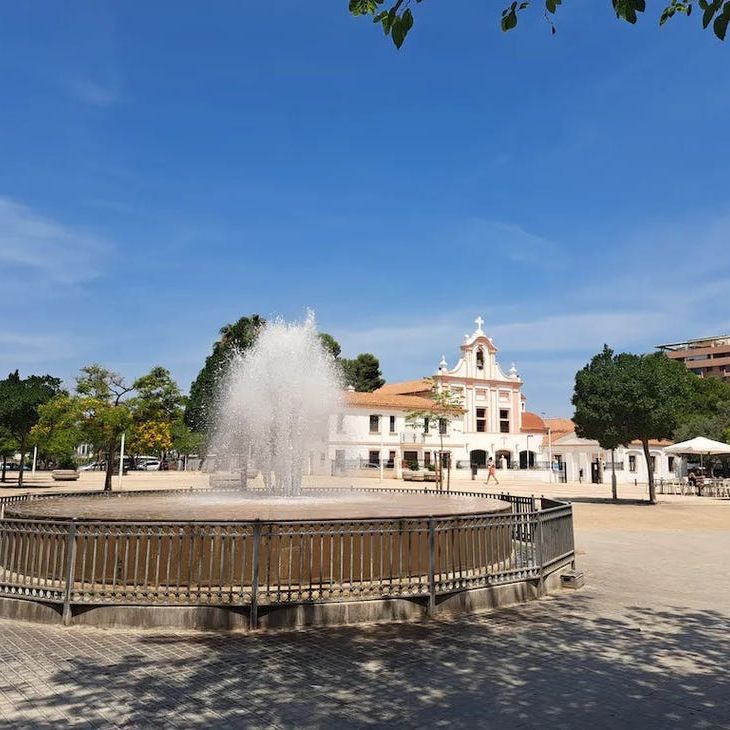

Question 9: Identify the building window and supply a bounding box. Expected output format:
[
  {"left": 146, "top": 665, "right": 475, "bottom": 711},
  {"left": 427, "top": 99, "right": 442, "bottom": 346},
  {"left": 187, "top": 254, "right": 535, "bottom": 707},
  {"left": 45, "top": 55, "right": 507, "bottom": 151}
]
[
  {"left": 499, "top": 409, "right": 510, "bottom": 433},
  {"left": 476, "top": 408, "right": 486, "bottom": 432},
  {"left": 439, "top": 418, "right": 447, "bottom": 435},
  {"left": 368, "top": 450, "right": 380, "bottom": 466},
  {"left": 424, "top": 417, "right": 430, "bottom": 434},
  {"left": 424, "top": 452, "right": 431, "bottom": 467},
  {"left": 668, "top": 456, "right": 675, "bottom": 472},
  {"left": 389, "top": 415, "right": 396, "bottom": 433},
  {"left": 476, "top": 350, "right": 484, "bottom": 370},
  {"left": 629, "top": 455, "right": 637, "bottom": 473},
  {"left": 336, "top": 414, "right": 344, "bottom": 433},
  {"left": 369, "top": 415, "right": 380, "bottom": 434},
  {"left": 388, "top": 450, "right": 396, "bottom": 468}
]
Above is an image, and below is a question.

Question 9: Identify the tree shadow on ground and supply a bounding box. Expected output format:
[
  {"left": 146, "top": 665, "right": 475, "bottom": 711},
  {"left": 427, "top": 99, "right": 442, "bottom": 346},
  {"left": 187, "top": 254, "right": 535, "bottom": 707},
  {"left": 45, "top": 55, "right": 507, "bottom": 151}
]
[{"left": 2, "top": 590, "right": 730, "bottom": 729}]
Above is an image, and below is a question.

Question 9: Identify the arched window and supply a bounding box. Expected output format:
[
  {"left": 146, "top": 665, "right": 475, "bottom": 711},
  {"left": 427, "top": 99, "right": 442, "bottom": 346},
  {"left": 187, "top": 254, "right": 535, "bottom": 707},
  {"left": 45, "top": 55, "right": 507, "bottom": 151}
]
[{"left": 476, "top": 349, "right": 484, "bottom": 370}]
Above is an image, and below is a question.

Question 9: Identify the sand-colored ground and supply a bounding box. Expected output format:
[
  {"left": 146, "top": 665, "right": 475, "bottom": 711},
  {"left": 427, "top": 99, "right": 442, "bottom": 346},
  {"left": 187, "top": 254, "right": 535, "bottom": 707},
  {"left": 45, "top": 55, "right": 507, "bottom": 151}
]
[{"left": 2, "top": 470, "right": 729, "bottom": 533}]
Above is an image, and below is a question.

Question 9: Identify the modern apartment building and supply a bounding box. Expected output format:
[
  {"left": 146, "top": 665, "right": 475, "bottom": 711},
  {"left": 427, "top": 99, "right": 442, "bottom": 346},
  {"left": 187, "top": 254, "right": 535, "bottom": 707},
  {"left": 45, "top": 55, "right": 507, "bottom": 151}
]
[{"left": 657, "top": 335, "right": 730, "bottom": 381}]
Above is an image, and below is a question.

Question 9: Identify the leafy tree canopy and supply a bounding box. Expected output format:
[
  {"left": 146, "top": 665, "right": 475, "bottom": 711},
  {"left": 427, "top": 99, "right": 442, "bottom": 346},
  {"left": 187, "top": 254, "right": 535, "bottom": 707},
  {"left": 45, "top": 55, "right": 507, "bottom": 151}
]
[
  {"left": 185, "top": 315, "right": 266, "bottom": 436},
  {"left": 341, "top": 353, "right": 385, "bottom": 392},
  {"left": 319, "top": 332, "right": 342, "bottom": 360},
  {"left": 350, "top": 0, "right": 730, "bottom": 49},
  {"left": 131, "top": 366, "right": 186, "bottom": 423},
  {"left": 0, "top": 370, "right": 64, "bottom": 485},
  {"left": 572, "top": 346, "right": 695, "bottom": 502}
]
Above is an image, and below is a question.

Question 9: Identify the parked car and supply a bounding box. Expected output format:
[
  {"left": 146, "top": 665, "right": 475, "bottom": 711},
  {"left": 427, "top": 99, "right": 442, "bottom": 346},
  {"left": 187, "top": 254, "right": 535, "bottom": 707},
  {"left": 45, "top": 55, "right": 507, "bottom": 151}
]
[
  {"left": 139, "top": 459, "right": 161, "bottom": 471},
  {"left": 80, "top": 461, "right": 104, "bottom": 471}
]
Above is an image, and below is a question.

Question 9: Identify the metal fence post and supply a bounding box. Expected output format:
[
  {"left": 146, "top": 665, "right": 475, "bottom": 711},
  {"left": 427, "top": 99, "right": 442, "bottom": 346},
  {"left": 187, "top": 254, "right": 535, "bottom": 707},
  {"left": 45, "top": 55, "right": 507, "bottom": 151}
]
[
  {"left": 427, "top": 518, "right": 436, "bottom": 617},
  {"left": 62, "top": 520, "right": 77, "bottom": 626},
  {"left": 535, "top": 512, "right": 545, "bottom": 597},
  {"left": 250, "top": 521, "right": 261, "bottom": 630}
]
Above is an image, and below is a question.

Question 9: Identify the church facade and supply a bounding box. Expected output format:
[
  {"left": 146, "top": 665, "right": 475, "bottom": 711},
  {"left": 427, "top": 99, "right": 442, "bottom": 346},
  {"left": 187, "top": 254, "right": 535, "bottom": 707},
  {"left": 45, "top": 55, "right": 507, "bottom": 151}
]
[{"left": 329, "top": 317, "right": 550, "bottom": 479}]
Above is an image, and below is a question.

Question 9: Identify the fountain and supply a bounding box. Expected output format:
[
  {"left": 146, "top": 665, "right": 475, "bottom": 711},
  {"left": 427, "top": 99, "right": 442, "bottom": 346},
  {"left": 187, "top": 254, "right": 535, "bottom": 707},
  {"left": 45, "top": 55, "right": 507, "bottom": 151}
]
[
  {"left": 0, "top": 314, "right": 576, "bottom": 631},
  {"left": 212, "top": 312, "right": 342, "bottom": 495}
]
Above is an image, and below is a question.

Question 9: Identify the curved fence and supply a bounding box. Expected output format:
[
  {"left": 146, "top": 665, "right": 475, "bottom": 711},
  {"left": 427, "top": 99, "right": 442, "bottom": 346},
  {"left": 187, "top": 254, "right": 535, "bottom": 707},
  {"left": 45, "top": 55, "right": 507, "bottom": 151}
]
[{"left": 0, "top": 487, "right": 575, "bottom": 628}]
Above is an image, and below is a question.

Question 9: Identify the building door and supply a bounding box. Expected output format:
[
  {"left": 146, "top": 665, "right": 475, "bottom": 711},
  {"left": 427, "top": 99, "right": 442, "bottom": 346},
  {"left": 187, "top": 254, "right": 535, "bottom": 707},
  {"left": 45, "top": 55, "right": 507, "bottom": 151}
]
[
  {"left": 335, "top": 449, "right": 345, "bottom": 476},
  {"left": 403, "top": 450, "right": 419, "bottom": 468},
  {"left": 496, "top": 450, "right": 511, "bottom": 469},
  {"left": 591, "top": 459, "right": 602, "bottom": 484},
  {"left": 519, "top": 450, "right": 536, "bottom": 469},
  {"left": 470, "top": 449, "right": 487, "bottom": 468}
]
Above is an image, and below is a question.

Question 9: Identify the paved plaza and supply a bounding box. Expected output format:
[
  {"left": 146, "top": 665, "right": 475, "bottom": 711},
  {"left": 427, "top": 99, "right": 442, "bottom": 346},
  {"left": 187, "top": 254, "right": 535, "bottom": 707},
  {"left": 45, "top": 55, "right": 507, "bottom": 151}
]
[{"left": 0, "top": 475, "right": 729, "bottom": 728}]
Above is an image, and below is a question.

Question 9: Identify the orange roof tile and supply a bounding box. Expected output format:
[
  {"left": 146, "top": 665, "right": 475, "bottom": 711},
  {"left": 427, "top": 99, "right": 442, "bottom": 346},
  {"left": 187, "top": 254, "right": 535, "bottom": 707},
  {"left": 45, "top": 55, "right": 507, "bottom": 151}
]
[
  {"left": 374, "top": 380, "right": 432, "bottom": 396},
  {"left": 344, "top": 391, "right": 437, "bottom": 411},
  {"left": 545, "top": 418, "right": 673, "bottom": 447},
  {"left": 521, "top": 411, "right": 547, "bottom": 432},
  {"left": 545, "top": 418, "right": 575, "bottom": 437}
]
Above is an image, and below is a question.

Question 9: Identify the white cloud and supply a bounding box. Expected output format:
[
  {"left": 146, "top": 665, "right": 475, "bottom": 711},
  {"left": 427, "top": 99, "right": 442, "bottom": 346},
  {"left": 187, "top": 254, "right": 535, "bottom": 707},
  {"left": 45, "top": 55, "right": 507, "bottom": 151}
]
[
  {"left": 66, "top": 79, "right": 121, "bottom": 107},
  {"left": 457, "top": 218, "right": 561, "bottom": 266},
  {"left": 0, "top": 197, "right": 111, "bottom": 285},
  {"left": 0, "top": 331, "right": 84, "bottom": 367}
]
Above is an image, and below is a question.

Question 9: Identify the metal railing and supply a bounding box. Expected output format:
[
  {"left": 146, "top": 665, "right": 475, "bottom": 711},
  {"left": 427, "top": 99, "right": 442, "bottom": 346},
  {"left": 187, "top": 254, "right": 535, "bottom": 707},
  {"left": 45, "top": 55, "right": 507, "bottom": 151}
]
[{"left": 0, "top": 487, "right": 575, "bottom": 628}]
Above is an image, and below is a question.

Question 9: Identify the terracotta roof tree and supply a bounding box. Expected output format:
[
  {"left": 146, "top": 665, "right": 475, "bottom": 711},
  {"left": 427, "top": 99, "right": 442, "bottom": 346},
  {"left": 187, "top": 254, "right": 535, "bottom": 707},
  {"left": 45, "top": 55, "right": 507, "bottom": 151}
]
[
  {"left": 572, "top": 346, "right": 694, "bottom": 503},
  {"left": 405, "top": 378, "right": 463, "bottom": 492}
]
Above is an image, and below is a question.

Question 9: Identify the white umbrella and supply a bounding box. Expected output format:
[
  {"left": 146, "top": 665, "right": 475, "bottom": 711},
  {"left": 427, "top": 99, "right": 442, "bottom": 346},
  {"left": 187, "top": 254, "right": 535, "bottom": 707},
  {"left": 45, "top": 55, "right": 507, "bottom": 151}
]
[
  {"left": 665, "top": 436, "right": 730, "bottom": 477},
  {"left": 664, "top": 437, "right": 730, "bottom": 456}
]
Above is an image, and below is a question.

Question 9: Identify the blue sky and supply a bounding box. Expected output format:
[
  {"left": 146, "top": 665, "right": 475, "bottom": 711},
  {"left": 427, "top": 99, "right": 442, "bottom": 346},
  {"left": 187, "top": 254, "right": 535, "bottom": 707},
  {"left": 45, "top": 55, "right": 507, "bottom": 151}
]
[{"left": 1, "top": 1, "right": 729, "bottom": 416}]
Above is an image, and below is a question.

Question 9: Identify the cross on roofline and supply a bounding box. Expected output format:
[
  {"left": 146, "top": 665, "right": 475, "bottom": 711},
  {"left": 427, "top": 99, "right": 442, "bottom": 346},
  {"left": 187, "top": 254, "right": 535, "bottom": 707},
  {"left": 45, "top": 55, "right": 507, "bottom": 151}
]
[{"left": 475, "top": 315, "right": 484, "bottom": 333}]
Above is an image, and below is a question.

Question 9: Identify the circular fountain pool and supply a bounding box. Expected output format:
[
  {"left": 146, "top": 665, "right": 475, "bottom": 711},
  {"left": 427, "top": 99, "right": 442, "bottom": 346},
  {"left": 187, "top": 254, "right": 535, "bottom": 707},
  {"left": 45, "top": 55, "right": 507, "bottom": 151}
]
[
  {"left": 4, "top": 490, "right": 509, "bottom": 522},
  {"left": 0, "top": 488, "right": 574, "bottom": 631}
]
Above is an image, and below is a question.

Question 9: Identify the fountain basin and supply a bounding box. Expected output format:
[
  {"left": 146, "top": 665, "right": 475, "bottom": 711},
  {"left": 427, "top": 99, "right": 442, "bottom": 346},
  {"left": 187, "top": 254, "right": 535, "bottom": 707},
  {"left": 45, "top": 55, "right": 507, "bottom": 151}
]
[{"left": 0, "top": 489, "right": 575, "bottom": 631}]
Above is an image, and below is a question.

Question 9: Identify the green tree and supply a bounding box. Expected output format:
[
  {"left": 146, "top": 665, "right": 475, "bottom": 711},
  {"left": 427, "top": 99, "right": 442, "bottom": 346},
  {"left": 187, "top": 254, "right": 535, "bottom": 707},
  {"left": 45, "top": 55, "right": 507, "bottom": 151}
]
[
  {"left": 341, "top": 353, "right": 385, "bottom": 392},
  {"left": 0, "top": 427, "right": 18, "bottom": 483},
  {"left": 571, "top": 346, "right": 632, "bottom": 499},
  {"left": 31, "top": 395, "right": 85, "bottom": 469},
  {"left": 128, "top": 366, "right": 186, "bottom": 462},
  {"left": 76, "top": 365, "right": 134, "bottom": 491},
  {"left": 0, "top": 370, "right": 64, "bottom": 486},
  {"left": 318, "top": 332, "right": 342, "bottom": 360},
  {"left": 131, "top": 367, "right": 185, "bottom": 423},
  {"left": 350, "top": 0, "right": 730, "bottom": 49},
  {"left": 185, "top": 314, "right": 266, "bottom": 437},
  {"left": 406, "top": 378, "right": 463, "bottom": 492},
  {"left": 573, "top": 347, "right": 695, "bottom": 504}
]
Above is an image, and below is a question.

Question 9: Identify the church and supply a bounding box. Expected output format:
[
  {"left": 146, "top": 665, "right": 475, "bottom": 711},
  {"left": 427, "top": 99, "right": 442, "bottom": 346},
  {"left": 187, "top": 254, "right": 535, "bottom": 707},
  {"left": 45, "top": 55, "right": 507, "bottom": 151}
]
[
  {"left": 330, "top": 317, "right": 550, "bottom": 479},
  {"left": 328, "top": 316, "right": 676, "bottom": 485}
]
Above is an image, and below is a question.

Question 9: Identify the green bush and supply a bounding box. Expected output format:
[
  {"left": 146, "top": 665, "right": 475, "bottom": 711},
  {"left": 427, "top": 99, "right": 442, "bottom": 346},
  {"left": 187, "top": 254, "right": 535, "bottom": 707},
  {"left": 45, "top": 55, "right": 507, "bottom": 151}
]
[{"left": 56, "top": 454, "right": 78, "bottom": 470}]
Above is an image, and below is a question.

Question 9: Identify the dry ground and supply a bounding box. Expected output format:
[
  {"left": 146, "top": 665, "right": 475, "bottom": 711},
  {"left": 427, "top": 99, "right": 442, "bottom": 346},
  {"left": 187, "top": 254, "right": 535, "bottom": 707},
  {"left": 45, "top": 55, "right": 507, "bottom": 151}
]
[{"left": 0, "top": 471, "right": 728, "bottom": 727}]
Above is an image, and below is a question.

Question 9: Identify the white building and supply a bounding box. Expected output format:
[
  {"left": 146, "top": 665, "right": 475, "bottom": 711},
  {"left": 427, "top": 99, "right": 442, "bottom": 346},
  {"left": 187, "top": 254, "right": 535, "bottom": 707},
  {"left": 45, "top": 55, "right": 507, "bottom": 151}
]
[
  {"left": 545, "top": 418, "right": 676, "bottom": 485},
  {"left": 329, "top": 317, "right": 550, "bottom": 480}
]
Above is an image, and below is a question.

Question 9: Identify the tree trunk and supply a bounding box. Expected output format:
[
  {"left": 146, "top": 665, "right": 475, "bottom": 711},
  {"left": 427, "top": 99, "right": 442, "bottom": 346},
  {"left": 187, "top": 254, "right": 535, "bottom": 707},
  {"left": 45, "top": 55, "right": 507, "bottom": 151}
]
[
  {"left": 104, "top": 442, "right": 115, "bottom": 492},
  {"left": 439, "top": 433, "right": 444, "bottom": 493},
  {"left": 17, "top": 434, "right": 26, "bottom": 487},
  {"left": 1, "top": 455, "right": 6, "bottom": 483},
  {"left": 611, "top": 448, "right": 618, "bottom": 501},
  {"left": 641, "top": 438, "right": 656, "bottom": 504}
]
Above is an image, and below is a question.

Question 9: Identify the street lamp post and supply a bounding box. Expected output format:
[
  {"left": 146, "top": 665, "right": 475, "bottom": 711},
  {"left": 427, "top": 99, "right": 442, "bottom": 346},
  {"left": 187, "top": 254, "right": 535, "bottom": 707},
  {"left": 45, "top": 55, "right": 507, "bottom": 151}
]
[{"left": 117, "top": 432, "right": 126, "bottom": 491}]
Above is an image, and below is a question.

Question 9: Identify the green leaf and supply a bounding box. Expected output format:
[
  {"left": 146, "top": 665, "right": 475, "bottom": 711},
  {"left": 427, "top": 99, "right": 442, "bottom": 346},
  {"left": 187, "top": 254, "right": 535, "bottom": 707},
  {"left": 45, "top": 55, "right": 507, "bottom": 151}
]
[
  {"left": 714, "top": 4, "right": 730, "bottom": 38},
  {"left": 402, "top": 7, "right": 414, "bottom": 32},
  {"left": 703, "top": 0, "right": 723, "bottom": 27},
  {"left": 391, "top": 17, "right": 406, "bottom": 48},
  {"left": 501, "top": 8, "right": 518, "bottom": 30}
]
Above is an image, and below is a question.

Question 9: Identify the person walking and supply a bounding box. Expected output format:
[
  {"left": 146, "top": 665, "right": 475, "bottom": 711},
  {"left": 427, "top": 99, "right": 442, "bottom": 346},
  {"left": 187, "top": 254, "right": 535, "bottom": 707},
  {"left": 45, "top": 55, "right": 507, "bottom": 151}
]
[{"left": 485, "top": 457, "right": 499, "bottom": 486}]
